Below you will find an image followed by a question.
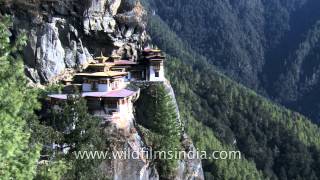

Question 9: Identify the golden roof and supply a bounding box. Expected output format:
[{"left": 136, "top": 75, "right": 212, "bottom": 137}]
[
  {"left": 111, "top": 55, "right": 121, "bottom": 60},
  {"left": 111, "top": 54, "right": 121, "bottom": 58},
  {"left": 87, "top": 62, "right": 117, "bottom": 68},
  {"left": 63, "top": 77, "right": 73, "bottom": 82},
  {"left": 75, "top": 71, "right": 127, "bottom": 77},
  {"left": 94, "top": 56, "right": 109, "bottom": 62},
  {"left": 144, "top": 48, "right": 161, "bottom": 53},
  {"left": 95, "top": 56, "right": 109, "bottom": 59}
]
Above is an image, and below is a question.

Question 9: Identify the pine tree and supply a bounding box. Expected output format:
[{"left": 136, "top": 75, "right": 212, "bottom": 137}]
[
  {"left": 136, "top": 84, "right": 182, "bottom": 178},
  {"left": 151, "top": 84, "right": 181, "bottom": 177},
  {"left": 0, "top": 16, "right": 41, "bottom": 179},
  {"left": 49, "top": 95, "right": 106, "bottom": 179}
]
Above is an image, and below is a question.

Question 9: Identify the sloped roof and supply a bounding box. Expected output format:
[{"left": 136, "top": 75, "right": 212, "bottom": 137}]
[
  {"left": 49, "top": 89, "right": 136, "bottom": 100},
  {"left": 75, "top": 71, "right": 127, "bottom": 77},
  {"left": 95, "top": 56, "right": 109, "bottom": 60},
  {"left": 83, "top": 89, "right": 136, "bottom": 98},
  {"left": 114, "top": 60, "right": 137, "bottom": 65},
  {"left": 143, "top": 48, "right": 161, "bottom": 52}
]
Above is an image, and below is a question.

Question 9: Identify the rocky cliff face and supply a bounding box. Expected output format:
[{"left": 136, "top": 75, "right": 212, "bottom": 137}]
[
  {"left": 101, "top": 123, "right": 160, "bottom": 180},
  {"left": 164, "top": 82, "right": 204, "bottom": 180},
  {"left": 1, "top": 0, "right": 148, "bottom": 83},
  {"left": 101, "top": 81, "right": 204, "bottom": 180},
  {"left": 1, "top": 1, "right": 204, "bottom": 179}
]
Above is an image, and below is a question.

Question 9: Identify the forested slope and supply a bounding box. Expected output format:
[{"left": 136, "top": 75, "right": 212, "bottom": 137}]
[
  {"left": 145, "top": 0, "right": 320, "bottom": 124},
  {"left": 146, "top": 12, "right": 320, "bottom": 179}
]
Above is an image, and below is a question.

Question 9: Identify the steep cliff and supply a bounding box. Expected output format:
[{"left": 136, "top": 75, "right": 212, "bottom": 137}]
[
  {"left": 101, "top": 82, "right": 205, "bottom": 180},
  {"left": 0, "top": 1, "right": 204, "bottom": 179},
  {"left": 1, "top": 0, "right": 148, "bottom": 83},
  {"left": 134, "top": 82, "right": 204, "bottom": 180}
]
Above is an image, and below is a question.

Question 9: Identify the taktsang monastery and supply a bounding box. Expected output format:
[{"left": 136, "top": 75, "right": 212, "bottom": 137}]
[{"left": 48, "top": 48, "right": 165, "bottom": 128}]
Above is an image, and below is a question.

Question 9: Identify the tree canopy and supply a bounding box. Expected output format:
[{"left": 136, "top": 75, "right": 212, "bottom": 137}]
[{"left": 0, "top": 15, "right": 40, "bottom": 179}]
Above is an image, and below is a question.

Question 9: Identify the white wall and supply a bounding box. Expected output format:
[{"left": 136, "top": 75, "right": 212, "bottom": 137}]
[
  {"left": 82, "top": 83, "right": 92, "bottom": 92},
  {"left": 118, "top": 78, "right": 126, "bottom": 89},
  {"left": 118, "top": 99, "right": 134, "bottom": 121},
  {"left": 149, "top": 65, "right": 164, "bottom": 81}
]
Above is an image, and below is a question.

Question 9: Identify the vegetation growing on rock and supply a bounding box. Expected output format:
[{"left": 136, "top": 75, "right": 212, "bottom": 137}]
[
  {"left": 135, "top": 84, "right": 182, "bottom": 179},
  {"left": 146, "top": 12, "right": 320, "bottom": 179}
]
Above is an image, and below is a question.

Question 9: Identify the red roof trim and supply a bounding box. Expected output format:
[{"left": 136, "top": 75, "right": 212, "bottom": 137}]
[{"left": 49, "top": 89, "right": 136, "bottom": 100}]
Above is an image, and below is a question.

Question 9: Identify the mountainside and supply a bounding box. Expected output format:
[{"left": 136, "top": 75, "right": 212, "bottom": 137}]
[
  {"left": 145, "top": 9, "right": 320, "bottom": 179},
  {"left": 0, "top": 0, "right": 148, "bottom": 83},
  {"left": 2, "top": 0, "right": 320, "bottom": 179},
  {"left": 145, "top": 0, "right": 320, "bottom": 124},
  {"left": 0, "top": 0, "right": 204, "bottom": 179}
]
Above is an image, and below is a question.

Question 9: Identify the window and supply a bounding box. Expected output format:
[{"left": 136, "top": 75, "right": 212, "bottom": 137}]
[
  {"left": 92, "top": 81, "right": 98, "bottom": 91},
  {"left": 155, "top": 71, "right": 159, "bottom": 77}
]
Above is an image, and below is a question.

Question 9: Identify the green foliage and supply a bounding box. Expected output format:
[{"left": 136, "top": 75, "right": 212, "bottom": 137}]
[
  {"left": 145, "top": 0, "right": 320, "bottom": 124},
  {"left": 187, "top": 118, "right": 265, "bottom": 180},
  {"left": 37, "top": 84, "right": 64, "bottom": 100},
  {"left": 135, "top": 84, "right": 182, "bottom": 178},
  {"left": 166, "top": 54, "right": 320, "bottom": 180},
  {"left": 146, "top": 12, "right": 320, "bottom": 179},
  {"left": 35, "top": 160, "right": 70, "bottom": 180},
  {"left": 0, "top": 15, "right": 41, "bottom": 179},
  {"left": 47, "top": 95, "right": 106, "bottom": 179}
]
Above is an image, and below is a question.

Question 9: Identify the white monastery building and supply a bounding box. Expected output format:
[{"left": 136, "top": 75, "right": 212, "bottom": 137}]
[{"left": 48, "top": 48, "right": 165, "bottom": 129}]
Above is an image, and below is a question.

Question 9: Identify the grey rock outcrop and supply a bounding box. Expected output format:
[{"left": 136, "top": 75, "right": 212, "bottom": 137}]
[
  {"left": 1, "top": 1, "right": 204, "bottom": 179},
  {"left": 101, "top": 123, "right": 159, "bottom": 180},
  {"left": 36, "top": 18, "right": 66, "bottom": 82},
  {"left": 175, "top": 134, "right": 204, "bottom": 180},
  {"left": 164, "top": 82, "right": 204, "bottom": 180},
  {"left": 2, "top": 0, "right": 148, "bottom": 83}
]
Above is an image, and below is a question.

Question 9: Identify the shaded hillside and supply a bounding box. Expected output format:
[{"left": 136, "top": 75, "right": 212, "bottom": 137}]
[
  {"left": 145, "top": 0, "right": 320, "bottom": 123},
  {"left": 146, "top": 12, "right": 320, "bottom": 179}
]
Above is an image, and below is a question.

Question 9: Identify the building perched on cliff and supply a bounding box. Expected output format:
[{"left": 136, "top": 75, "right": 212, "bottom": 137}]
[{"left": 48, "top": 48, "right": 165, "bottom": 128}]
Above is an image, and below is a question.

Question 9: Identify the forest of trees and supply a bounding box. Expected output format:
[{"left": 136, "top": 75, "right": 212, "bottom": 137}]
[
  {"left": 146, "top": 10, "right": 320, "bottom": 179},
  {"left": 2, "top": 1, "right": 320, "bottom": 179},
  {"left": 144, "top": 0, "right": 320, "bottom": 124}
]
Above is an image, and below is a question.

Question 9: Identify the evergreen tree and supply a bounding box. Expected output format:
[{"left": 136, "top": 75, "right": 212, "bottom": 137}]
[
  {"left": 150, "top": 84, "right": 181, "bottom": 177},
  {"left": 0, "top": 16, "right": 40, "bottom": 179},
  {"left": 49, "top": 95, "right": 107, "bottom": 180},
  {"left": 136, "top": 84, "right": 182, "bottom": 178}
]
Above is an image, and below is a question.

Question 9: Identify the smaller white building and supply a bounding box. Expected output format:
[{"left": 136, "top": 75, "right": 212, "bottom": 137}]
[
  {"left": 148, "top": 60, "right": 165, "bottom": 81},
  {"left": 143, "top": 48, "right": 165, "bottom": 82}
]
